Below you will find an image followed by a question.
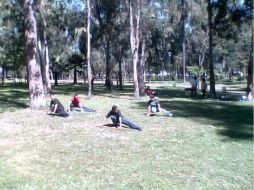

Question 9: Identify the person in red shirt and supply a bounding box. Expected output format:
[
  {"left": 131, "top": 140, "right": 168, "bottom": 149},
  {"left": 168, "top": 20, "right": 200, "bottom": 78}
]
[
  {"left": 145, "top": 86, "right": 157, "bottom": 97},
  {"left": 145, "top": 86, "right": 153, "bottom": 97},
  {"left": 70, "top": 93, "right": 95, "bottom": 112}
]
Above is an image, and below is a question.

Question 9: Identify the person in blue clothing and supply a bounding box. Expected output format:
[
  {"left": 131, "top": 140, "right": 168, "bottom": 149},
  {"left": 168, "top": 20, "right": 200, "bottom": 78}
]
[
  {"left": 105, "top": 105, "right": 142, "bottom": 131},
  {"left": 147, "top": 95, "right": 173, "bottom": 117}
]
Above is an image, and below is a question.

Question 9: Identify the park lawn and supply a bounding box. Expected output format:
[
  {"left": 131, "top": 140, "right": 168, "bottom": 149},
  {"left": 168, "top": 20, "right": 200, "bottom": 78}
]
[{"left": 0, "top": 83, "right": 253, "bottom": 190}]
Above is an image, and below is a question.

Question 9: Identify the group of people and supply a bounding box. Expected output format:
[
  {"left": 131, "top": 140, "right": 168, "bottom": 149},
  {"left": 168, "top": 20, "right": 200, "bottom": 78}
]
[
  {"left": 49, "top": 88, "right": 174, "bottom": 131},
  {"left": 189, "top": 76, "right": 208, "bottom": 98}
]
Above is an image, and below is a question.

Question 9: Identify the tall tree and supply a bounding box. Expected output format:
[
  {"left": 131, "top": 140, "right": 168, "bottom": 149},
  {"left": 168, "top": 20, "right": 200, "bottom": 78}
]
[
  {"left": 86, "top": 0, "right": 92, "bottom": 98},
  {"left": 23, "top": 0, "right": 45, "bottom": 109},
  {"left": 246, "top": 27, "right": 253, "bottom": 97},
  {"left": 179, "top": 0, "right": 189, "bottom": 83},
  {"left": 128, "top": 0, "right": 140, "bottom": 99},
  {"left": 94, "top": 0, "right": 119, "bottom": 90},
  {"left": 207, "top": 0, "right": 216, "bottom": 97},
  {"left": 37, "top": 0, "right": 51, "bottom": 95},
  {"left": 138, "top": 35, "right": 146, "bottom": 95}
]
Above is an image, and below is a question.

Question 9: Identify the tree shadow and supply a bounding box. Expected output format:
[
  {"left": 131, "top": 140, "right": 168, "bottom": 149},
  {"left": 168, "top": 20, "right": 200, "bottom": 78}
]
[
  {"left": 0, "top": 86, "right": 28, "bottom": 113},
  {"left": 136, "top": 86, "right": 253, "bottom": 141}
]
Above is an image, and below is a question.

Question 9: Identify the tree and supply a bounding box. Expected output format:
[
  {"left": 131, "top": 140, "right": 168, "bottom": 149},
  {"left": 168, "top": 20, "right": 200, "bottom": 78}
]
[
  {"left": 37, "top": 0, "right": 51, "bottom": 95},
  {"left": 246, "top": 27, "right": 253, "bottom": 97},
  {"left": 206, "top": 0, "right": 253, "bottom": 97},
  {"left": 94, "top": 0, "right": 119, "bottom": 90},
  {"left": 86, "top": 0, "right": 92, "bottom": 98},
  {"left": 179, "top": 0, "right": 189, "bottom": 83},
  {"left": 207, "top": 0, "right": 216, "bottom": 97},
  {"left": 127, "top": 0, "right": 141, "bottom": 99},
  {"left": 23, "top": 0, "right": 45, "bottom": 109},
  {"left": 138, "top": 35, "right": 146, "bottom": 95}
]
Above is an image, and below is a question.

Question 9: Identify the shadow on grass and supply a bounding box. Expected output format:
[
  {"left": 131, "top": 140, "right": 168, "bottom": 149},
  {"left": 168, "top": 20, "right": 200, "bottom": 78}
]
[
  {"left": 137, "top": 86, "right": 253, "bottom": 141},
  {"left": 0, "top": 85, "right": 28, "bottom": 112},
  {"left": 51, "top": 83, "right": 134, "bottom": 95},
  {"left": 1, "top": 83, "right": 252, "bottom": 141}
]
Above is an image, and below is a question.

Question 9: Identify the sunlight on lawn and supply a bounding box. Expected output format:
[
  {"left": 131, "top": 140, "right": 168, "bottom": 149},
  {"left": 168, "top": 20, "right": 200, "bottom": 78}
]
[{"left": 0, "top": 84, "right": 253, "bottom": 189}]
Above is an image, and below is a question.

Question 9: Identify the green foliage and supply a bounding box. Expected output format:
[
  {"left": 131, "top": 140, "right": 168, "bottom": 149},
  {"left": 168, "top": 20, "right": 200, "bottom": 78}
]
[
  {"left": 186, "top": 66, "right": 199, "bottom": 75},
  {"left": 0, "top": 0, "right": 252, "bottom": 86}
]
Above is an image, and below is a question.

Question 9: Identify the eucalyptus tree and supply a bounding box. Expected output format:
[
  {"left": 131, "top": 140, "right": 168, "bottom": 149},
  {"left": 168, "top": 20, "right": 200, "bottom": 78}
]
[
  {"left": 246, "top": 27, "right": 253, "bottom": 96},
  {"left": 141, "top": 1, "right": 175, "bottom": 81},
  {"left": 46, "top": 0, "right": 78, "bottom": 85},
  {"left": 23, "top": 0, "right": 46, "bottom": 109},
  {"left": 36, "top": 0, "right": 51, "bottom": 95},
  {"left": 0, "top": 0, "right": 25, "bottom": 86},
  {"left": 243, "top": 0, "right": 253, "bottom": 96},
  {"left": 108, "top": 1, "right": 130, "bottom": 90},
  {"left": 126, "top": 0, "right": 141, "bottom": 99},
  {"left": 86, "top": 0, "right": 92, "bottom": 98},
  {"left": 206, "top": 0, "right": 253, "bottom": 97},
  {"left": 178, "top": 0, "right": 190, "bottom": 82},
  {"left": 93, "top": 0, "right": 120, "bottom": 90}
]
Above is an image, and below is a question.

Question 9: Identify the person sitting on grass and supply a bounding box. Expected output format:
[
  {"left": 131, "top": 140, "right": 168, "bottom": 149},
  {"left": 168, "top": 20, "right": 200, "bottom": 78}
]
[
  {"left": 105, "top": 105, "right": 142, "bottom": 131},
  {"left": 49, "top": 93, "right": 69, "bottom": 117},
  {"left": 147, "top": 95, "right": 173, "bottom": 117},
  {"left": 70, "top": 93, "right": 95, "bottom": 112},
  {"left": 145, "top": 86, "right": 157, "bottom": 97}
]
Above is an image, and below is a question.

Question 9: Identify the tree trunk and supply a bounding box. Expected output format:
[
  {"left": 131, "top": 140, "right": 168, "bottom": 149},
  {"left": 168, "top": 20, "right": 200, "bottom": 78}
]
[
  {"left": 181, "top": 0, "right": 186, "bottom": 83},
  {"left": 24, "top": 0, "right": 45, "bottom": 110},
  {"left": 73, "top": 66, "right": 77, "bottom": 84},
  {"left": 87, "top": 0, "right": 92, "bottom": 98},
  {"left": 246, "top": 27, "right": 253, "bottom": 97},
  {"left": 129, "top": 0, "right": 140, "bottom": 99},
  {"left": 183, "top": 42, "right": 186, "bottom": 82},
  {"left": 118, "top": 53, "right": 123, "bottom": 90},
  {"left": 148, "top": 52, "right": 151, "bottom": 83},
  {"left": 54, "top": 71, "right": 58, "bottom": 86},
  {"left": 138, "top": 36, "right": 146, "bottom": 95},
  {"left": 207, "top": 1, "right": 216, "bottom": 97},
  {"left": 38, "top": 0, "right": 51, "bottom": 95},
  {"left": 104, "top": 39, "right": 113, "bottom": 90},
  {"left": 2, "top": 64, "right": 6, "bottom": 86}
]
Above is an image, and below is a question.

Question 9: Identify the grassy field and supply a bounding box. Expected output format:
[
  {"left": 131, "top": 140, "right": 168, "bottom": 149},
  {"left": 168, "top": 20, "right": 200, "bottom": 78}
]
[{"left": 0, "top": 83, "right": 253, "bottom": 190}]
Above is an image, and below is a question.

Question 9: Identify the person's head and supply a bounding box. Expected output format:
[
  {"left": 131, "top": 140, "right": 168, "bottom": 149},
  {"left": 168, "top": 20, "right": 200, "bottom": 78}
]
[
  {"left": 202, "top": 78, "right": 206, "bottom": 82},
  {"left": 74, "top": 93, "right": 79, "bottom": 98},
  {"left": 49, "top": 92, "right": 55, "bottom": 100},
  {"left": 146, "top": 86, "right": 150, "bottom": 90},
  {"left": 194, "top": 76, "right": 197, "bottom": 80},
  {"left": 111, "top": 105, "right": 118, "bottom": 112}
]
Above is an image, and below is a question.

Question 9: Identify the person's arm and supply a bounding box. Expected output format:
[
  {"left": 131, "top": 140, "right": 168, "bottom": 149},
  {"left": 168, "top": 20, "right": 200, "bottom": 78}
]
[
  {"left": 52, "top": 104, "right": 58, "bottom": 113},
  {"left": 49, "top": 101, "right": 53, "bottom": 112},
  {"left": 106, "top": 111, "right": 112, "bottom": 118},
  {"left": 77, "top": 97, "right": 83, "bottom": 108}
]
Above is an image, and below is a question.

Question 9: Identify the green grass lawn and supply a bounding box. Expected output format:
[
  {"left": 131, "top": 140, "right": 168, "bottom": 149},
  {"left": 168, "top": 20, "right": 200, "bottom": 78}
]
[{"left": 0, "top": 83, "right": 253, "bottom": 190}]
